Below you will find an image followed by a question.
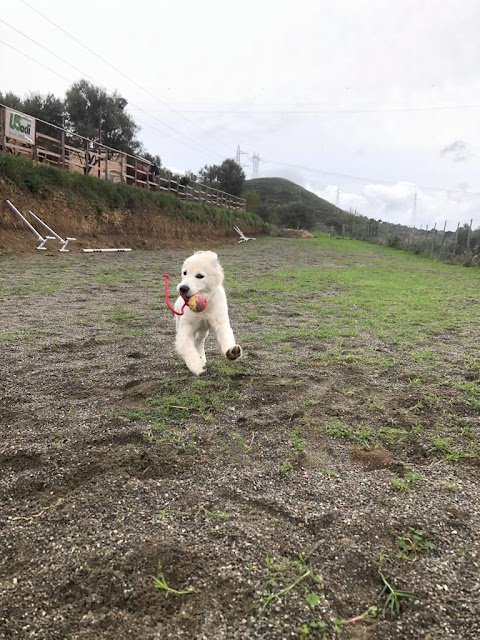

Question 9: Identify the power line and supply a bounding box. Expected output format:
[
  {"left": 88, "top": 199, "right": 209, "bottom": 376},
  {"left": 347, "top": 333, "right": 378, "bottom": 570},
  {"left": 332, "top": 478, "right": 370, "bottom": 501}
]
[
  {"left": 18, "top": 0, "right": 233, "bottom": 152},
  {"left": 0, "top": 23, "right": 224, "bottom": 162},
  {"left": 0, "top": 39, "right": 70, "bottom": 82},
  {"left": 126, "top": 104, "right": 480, "bottom": 115},
  {"left": 0, "top": 38, "right": 216, "bottom": 162},
  {"left": 0, "top": 18, "right": 98, "bottom": 84},
  {"left": 262, "top": 158, "right": 480, "bottom": 197}
]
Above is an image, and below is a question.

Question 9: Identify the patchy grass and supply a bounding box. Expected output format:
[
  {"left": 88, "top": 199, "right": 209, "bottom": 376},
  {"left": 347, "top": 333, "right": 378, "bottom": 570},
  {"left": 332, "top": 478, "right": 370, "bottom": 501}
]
[{"left": 1, "top": 235, "right": 479, "bottom": 640}]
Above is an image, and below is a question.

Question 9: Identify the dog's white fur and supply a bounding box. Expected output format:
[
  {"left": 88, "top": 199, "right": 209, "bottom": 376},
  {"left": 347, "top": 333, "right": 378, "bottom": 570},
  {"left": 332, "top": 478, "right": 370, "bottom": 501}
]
[{"left": 174, "top": 251, "right": 242, "bottom": 375}]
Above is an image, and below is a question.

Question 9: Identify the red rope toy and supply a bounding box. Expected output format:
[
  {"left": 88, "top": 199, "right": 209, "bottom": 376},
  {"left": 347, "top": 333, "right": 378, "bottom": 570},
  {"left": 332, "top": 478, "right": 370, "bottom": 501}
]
[{"left": 163, "top": 273, "right": 207, "bottom": 316}]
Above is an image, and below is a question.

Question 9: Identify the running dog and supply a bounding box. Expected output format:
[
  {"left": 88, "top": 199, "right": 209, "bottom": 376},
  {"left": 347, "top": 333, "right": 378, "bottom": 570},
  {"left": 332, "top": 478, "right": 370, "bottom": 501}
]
[{"left": 174, "top": 251, "right": 242, "bottom": 375}]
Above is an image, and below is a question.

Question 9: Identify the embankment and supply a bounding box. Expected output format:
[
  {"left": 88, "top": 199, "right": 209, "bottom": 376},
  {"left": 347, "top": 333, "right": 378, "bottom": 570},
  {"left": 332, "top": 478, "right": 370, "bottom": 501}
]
[{"left": 0, "top": 154, "right": 265, "bottom": 253}]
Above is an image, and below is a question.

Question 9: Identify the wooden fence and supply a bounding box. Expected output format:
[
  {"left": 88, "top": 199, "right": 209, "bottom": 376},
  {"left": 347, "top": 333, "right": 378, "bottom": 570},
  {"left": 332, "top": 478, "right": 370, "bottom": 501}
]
[{"left": 0, "top": 104, "right": 246, "bottom": 211}]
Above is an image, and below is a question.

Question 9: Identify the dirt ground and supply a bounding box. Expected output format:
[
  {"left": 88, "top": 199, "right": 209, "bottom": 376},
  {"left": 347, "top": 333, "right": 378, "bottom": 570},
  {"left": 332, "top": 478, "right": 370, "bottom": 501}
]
[{"left": 0, "top": 238, "right": 479, "bottom": 640}]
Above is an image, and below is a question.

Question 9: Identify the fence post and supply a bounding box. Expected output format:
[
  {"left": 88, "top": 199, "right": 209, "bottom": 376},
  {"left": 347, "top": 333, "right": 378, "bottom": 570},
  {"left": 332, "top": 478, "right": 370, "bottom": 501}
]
[
  {"left": 439, "top": 221, "right": 447, "bottom": 257},
  {"left": 84, "top": 139, "right": 89, "bottom": 175},
  {"left": 120, "top": 153, "right": 125, "bottom": 182},
  {"left": 466, "top": 219, "right": 473, "bottom": 250},
  {"left": 452, "top": 222, "right": 460, "bottom": 255},
  {"left": 104, "top": 148, "right": 108, "bottom": 181},
  {"left": 61, "top": 130, "right": 66, "bottom": 168},
  {"left": 430, "top": 222, "right": 437, "bottom": 257},
  {"left": 0, "top": 106, "right": 5, "bottom": 152}
]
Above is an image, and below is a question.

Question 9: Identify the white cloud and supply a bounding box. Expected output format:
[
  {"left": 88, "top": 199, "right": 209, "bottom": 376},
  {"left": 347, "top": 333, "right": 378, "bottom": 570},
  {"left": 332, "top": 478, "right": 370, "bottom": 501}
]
[
  {"left": 312, "top": 183, "right": 479, "bottom": 231},
  {"left": 440, "top": 140, "right": 474, "bottom": 162}
]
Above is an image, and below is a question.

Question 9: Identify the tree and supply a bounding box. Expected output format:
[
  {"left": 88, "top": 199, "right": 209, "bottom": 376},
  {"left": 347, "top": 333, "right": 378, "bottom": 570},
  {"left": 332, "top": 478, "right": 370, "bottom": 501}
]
[
  {"left": 198, "top": 164, "right": 219, "bottom": 187},
  {"left": 142, "top": 151, "right": 162, "bottom": 167},
  {"left": 184, "top": 170, "right": 198, "bottom": 183},
  {"left": 243, "top": 189, "right": 262, "bottom": 213},
  {"left": 64, "top": 79, "right": 141, "bottom": 154},
  {"left": 1, "top": 90, "right": 65, "bottom": 136},
  {"left": 1, "top": 91, "right": 65, "bottom": 128},
  {"left": 0, "top": 91, "right": 23, "bottom": 110},
  {"left": 199, "top": 159, "right": 245, "bottom": 196},
  {"left": 22, "top": 92, "right": 65, "bottom": 128},
  {"left": 277, "top": 202, "right": 316, "bottom": 230}
]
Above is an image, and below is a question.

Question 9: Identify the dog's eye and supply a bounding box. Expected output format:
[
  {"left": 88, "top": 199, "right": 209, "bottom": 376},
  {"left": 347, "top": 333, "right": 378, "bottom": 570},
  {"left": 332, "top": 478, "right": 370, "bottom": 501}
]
[
  {"left": 183, "top": 271, "right": 187, "bottom": 276},
  {"left": 195, "top": 273, "right": 205, "bottom": 279}
]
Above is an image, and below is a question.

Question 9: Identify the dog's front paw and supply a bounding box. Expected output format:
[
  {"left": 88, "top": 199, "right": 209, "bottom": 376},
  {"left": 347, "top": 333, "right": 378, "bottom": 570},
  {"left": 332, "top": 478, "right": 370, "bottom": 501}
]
[
  {"left": 185, "top": 360, "right": 206, "bottom": 376},
  {"left": 226, "top": 345, "right": 242, "bottom": 361},
  {"left": 189, "top": 364, "right": 206, "bottom": 376}
]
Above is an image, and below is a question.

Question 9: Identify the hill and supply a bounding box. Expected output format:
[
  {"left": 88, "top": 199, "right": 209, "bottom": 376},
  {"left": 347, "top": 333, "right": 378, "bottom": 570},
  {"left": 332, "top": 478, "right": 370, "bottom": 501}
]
[{"left": 244, "top": 177, "right": 345, "bottom": 227}]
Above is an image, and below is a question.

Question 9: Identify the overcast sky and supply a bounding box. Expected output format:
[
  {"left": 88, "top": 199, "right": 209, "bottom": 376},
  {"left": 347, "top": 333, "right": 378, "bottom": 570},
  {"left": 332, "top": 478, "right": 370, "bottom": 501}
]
[{"left": 1, "top": 0, "right": 480, "bottom": 230}]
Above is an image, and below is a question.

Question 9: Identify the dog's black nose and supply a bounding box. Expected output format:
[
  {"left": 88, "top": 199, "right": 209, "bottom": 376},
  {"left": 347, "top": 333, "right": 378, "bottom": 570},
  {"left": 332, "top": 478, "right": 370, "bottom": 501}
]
[{"left": 179, "top": 285, "right": 190, "bottom": 295}]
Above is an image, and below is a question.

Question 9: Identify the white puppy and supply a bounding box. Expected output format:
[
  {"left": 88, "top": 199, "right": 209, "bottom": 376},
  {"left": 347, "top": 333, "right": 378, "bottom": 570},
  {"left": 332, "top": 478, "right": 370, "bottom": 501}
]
[{"left": 174, "top": 251, "right": 242, "bottom": 375}]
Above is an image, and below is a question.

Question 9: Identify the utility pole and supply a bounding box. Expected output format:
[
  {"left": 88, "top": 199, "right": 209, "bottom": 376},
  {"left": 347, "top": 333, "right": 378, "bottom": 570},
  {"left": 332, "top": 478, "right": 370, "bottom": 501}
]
[
  {"left": 335, "top": 186, "right": 340, "bottom": 209},
  {"left": 251, "top": 152, "right": 260, "bottom": 178},
  {"left": 236, "top": 145, "right": 248, "bottom": 167},
  {"left": 411, "top": 192, "right": 417, "bottom": 228}
]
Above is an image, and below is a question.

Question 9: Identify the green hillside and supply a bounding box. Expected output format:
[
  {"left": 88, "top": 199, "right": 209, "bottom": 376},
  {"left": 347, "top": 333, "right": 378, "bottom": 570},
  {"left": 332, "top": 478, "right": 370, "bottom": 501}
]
[{"left": 244, "top": 177, "right": 345, "bottom": 226}]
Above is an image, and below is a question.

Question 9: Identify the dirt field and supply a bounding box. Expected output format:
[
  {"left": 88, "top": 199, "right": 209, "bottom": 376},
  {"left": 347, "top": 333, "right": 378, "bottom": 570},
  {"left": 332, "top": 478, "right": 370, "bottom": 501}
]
[{"left": 0, "top": 237, "right": 479, "bottom": 640}]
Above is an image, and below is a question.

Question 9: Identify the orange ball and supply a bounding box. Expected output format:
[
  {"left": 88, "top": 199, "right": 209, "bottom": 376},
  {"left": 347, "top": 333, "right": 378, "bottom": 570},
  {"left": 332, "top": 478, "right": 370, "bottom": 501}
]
[{"left": 187, "top": 294, "right": 207, "bottom": 312}]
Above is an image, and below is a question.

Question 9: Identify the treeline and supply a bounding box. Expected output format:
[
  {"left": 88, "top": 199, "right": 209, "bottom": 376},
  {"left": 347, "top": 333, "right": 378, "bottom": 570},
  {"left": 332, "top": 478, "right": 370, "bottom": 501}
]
[
  {"left": 242, "top": 187, "right": 381, "bottom": 233},
  {"left": 1, "top": 79, "right": 247, "bottom": 196}
]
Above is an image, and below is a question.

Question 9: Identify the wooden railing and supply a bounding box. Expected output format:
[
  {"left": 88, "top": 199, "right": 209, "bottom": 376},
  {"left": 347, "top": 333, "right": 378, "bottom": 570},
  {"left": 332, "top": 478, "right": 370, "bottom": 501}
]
[{"left": 0, "top": 104, "right": 246, "bottom": 211}]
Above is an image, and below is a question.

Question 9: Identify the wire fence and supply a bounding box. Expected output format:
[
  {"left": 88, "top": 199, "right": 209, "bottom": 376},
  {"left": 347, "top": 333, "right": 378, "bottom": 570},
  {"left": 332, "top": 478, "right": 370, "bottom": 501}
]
[
  {"left": 0, "top": 104, "right": 246, "bottom": 211},
  {"left": 325, "top": 218, "right": 480, "bottom": 265}
]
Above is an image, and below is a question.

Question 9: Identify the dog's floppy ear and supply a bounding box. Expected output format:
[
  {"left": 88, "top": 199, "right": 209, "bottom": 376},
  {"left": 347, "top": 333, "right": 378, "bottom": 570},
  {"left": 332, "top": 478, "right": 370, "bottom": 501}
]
[{"left": 195, "top": 250, "right": 219, "bottom": 263}]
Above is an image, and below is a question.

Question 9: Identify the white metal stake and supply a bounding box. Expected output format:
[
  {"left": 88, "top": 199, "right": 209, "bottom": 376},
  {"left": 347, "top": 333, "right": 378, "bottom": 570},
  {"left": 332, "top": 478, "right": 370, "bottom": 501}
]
[
  {"left": 6, "top": 200, "right": 55, "bottom": 250},
  {"left": 27, "top": 210, "right": 76, "bottom": 252},
  {"left": 82, "top": 248, "right": 132, "bottom": 253},
  {"left": 233, "top": 225, "right": 255, "bottom": 243}
]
